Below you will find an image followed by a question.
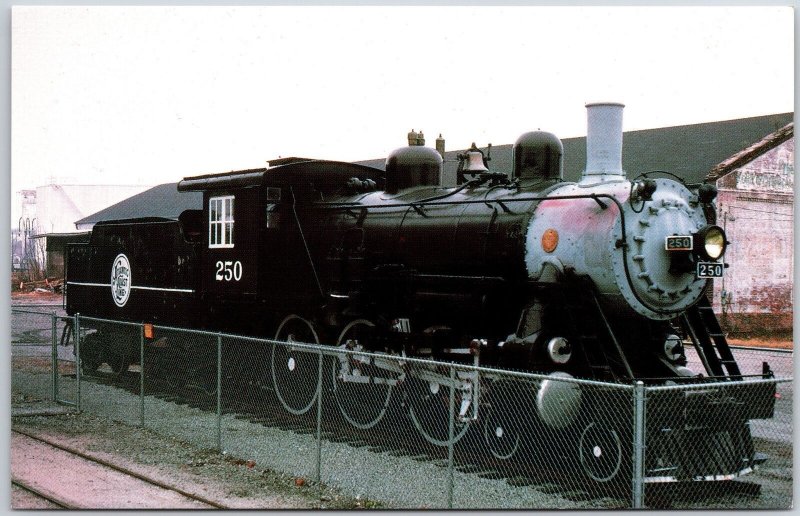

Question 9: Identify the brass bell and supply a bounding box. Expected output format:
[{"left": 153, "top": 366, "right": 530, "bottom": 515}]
[{"left": 463, "top": 149, "right": 488, "bottom": 172}]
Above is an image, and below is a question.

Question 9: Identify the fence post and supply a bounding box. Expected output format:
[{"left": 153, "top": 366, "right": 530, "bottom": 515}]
[
  {"left": 75, "top": 314, "right": 81, "bottom": 412},
  {"left": 632, "top": 381, "right": 646, "bottom": 508},
  {"left": 447, "top": 364, "right": 455, "bottom": 509},
  {"left": 51, "top": 314, "right": 58, "bottom": 402},
  {"left": 315, "top": 349, "right": 323, "bottom": 485},
  {"left": 140, "top": 324, "right": 145, "bottom": 428},
  {"left": 216, "top": 333, "right": 223, "bottom": 452}
]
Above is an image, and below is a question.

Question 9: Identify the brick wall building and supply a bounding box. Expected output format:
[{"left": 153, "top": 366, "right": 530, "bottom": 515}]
[{"left": 707, "top": 124, "right": 794, "bottom": 337}]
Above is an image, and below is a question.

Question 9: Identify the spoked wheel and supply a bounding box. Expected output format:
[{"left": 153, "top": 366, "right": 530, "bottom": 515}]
[
  {"left": 482, "top": 381, "right": 524, "bottom": 460},
  {"left": 578, "top": 421, "right": 626, "bottom": 484},
  {"left": 271, "top": 314, "right": 321, "bottom": 415},
  {"left": 483, "top": 409, "right": 521, "bottom": 460},
  {"left": 332, "top": 319, "right": 397, "bottom": 430},
  {"left": 407, "top": 366, "right": 471, "bottom": 447}
]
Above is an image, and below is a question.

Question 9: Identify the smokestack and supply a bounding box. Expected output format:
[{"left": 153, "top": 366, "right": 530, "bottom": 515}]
[{"left": 583, "top": 102, "right": 625, "bottom": 179}]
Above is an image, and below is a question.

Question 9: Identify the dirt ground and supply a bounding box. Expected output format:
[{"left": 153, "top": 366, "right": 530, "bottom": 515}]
[
  {"left": 728, "top": 336, "right": 794, "bottom": 350},
  {"left": 11, "top": 290, "right": 63, "bottom": 305},
  {"left": 11, "top": 394, "right": 367, "bottom": 510},
  {"left": 12, "top": 431, "right": 212, "bottom": 509}
]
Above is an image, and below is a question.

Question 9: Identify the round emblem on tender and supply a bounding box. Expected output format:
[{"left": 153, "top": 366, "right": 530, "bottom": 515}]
[{"left": 111, "top": 253, "right": 132, "bottom": 307}]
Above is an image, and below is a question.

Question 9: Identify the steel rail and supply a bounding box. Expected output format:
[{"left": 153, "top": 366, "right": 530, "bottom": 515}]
[
  {"left": 685, "top": 340, "right": 793, "bottom": 364},
  {"left": 728, "top": 345, "right": 793, "bottom": 354},
  {"left": 11, "top": 307, "right": 61, "bottom": 315},
  {"left": 11, "top": 478, "right": 76, "bottom": 509},
  {"left": 11, "top": 428, "right": 229, "bottom": 509}
]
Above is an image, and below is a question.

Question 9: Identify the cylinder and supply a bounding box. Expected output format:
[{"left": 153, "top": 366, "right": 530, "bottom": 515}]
[{"left": 584, "top": 102, "right": 625, "bottom": 178}]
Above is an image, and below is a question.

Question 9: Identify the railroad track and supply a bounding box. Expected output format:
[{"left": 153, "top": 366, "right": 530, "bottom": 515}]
[
  {"left": 11, "top": 428, "right": 229, "bottom": 510},
  {"left": 12, "top": 478, "right": 74, "bottom": 509}
]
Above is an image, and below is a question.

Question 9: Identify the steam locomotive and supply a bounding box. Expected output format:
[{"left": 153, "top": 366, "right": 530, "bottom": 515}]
[{"left": 65, "top": 103, "right": 775, "bottom": 486}]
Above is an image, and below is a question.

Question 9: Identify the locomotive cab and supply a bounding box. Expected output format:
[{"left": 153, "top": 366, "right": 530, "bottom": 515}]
[
  {"left": 178, "top": 170, "right": 307, "bottom": 308},
  {"left": 177, "top": 161, "right": 384, "bottom": 315}
]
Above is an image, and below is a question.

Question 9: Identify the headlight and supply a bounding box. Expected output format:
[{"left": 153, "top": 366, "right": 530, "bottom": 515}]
[{"left": 694, "top": 225, "right": 727, "bottom": 260}]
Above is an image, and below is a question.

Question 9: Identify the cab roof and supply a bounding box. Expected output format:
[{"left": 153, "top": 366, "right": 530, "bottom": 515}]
[{"left": 177, "top": 160, "right": 383, "bottom": 195}]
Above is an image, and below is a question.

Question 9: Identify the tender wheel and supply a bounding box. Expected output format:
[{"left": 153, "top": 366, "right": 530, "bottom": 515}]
[
  {"left": 332, "top": 319, "right": 396, "bottom": 429},
  {"left": 271, "top": 315, "right": 321, "bottom": 415},
  {"left": 78, "top": 332, "right": 102, "bottom": 376},
  {"left": 104, "top": 349, "right": 131, "bottom": 376},
  {"left": 578, "top": 421, "right": 625, "bottom": 483},
  {"left": 407, "top": 366, "right": 471, "bottom": 447}
]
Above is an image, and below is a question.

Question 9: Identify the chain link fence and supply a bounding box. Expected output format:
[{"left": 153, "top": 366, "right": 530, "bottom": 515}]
[
  {"left": 11, "top": 309, "right": 793, "bottom": 509},
  {"left": 11, "top": 307, "right": 77, "bottom": 410}
]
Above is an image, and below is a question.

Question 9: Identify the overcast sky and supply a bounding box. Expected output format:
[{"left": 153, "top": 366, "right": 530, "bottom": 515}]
[{"left": 10, "top": 5, "right": 794, "bottom": 226}]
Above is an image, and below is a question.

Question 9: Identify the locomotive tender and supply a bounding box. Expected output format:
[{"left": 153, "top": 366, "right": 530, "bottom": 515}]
[{"left": 66, "top": 103, "right": 775, "bottom": 485}]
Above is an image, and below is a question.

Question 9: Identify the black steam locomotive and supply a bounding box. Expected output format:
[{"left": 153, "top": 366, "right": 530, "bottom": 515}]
[{"left": 65, "top": 103, "right": 775, "bottom": 486}]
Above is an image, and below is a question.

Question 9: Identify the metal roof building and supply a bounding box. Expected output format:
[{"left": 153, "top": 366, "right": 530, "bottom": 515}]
[{"left": 74, "top": 183, "right": 202, "bottom": 231}]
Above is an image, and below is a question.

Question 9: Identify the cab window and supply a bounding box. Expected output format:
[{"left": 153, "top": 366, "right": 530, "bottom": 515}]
[{"left": 209, "top": 196, "right": 234, "bottom": 248}]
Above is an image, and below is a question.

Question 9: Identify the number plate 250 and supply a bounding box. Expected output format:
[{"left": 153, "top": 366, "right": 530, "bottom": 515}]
[
  {"left": 696, "top": 262, "right": 724, "bottom": 278},
  {"left": 216, "top": 260, "right": 243, "bottom": 281}
]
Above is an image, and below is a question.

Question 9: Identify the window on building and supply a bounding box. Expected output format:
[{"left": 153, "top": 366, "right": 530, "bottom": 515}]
[{"left": 209, "top": 196, "right": 234, "bottom": 248}]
